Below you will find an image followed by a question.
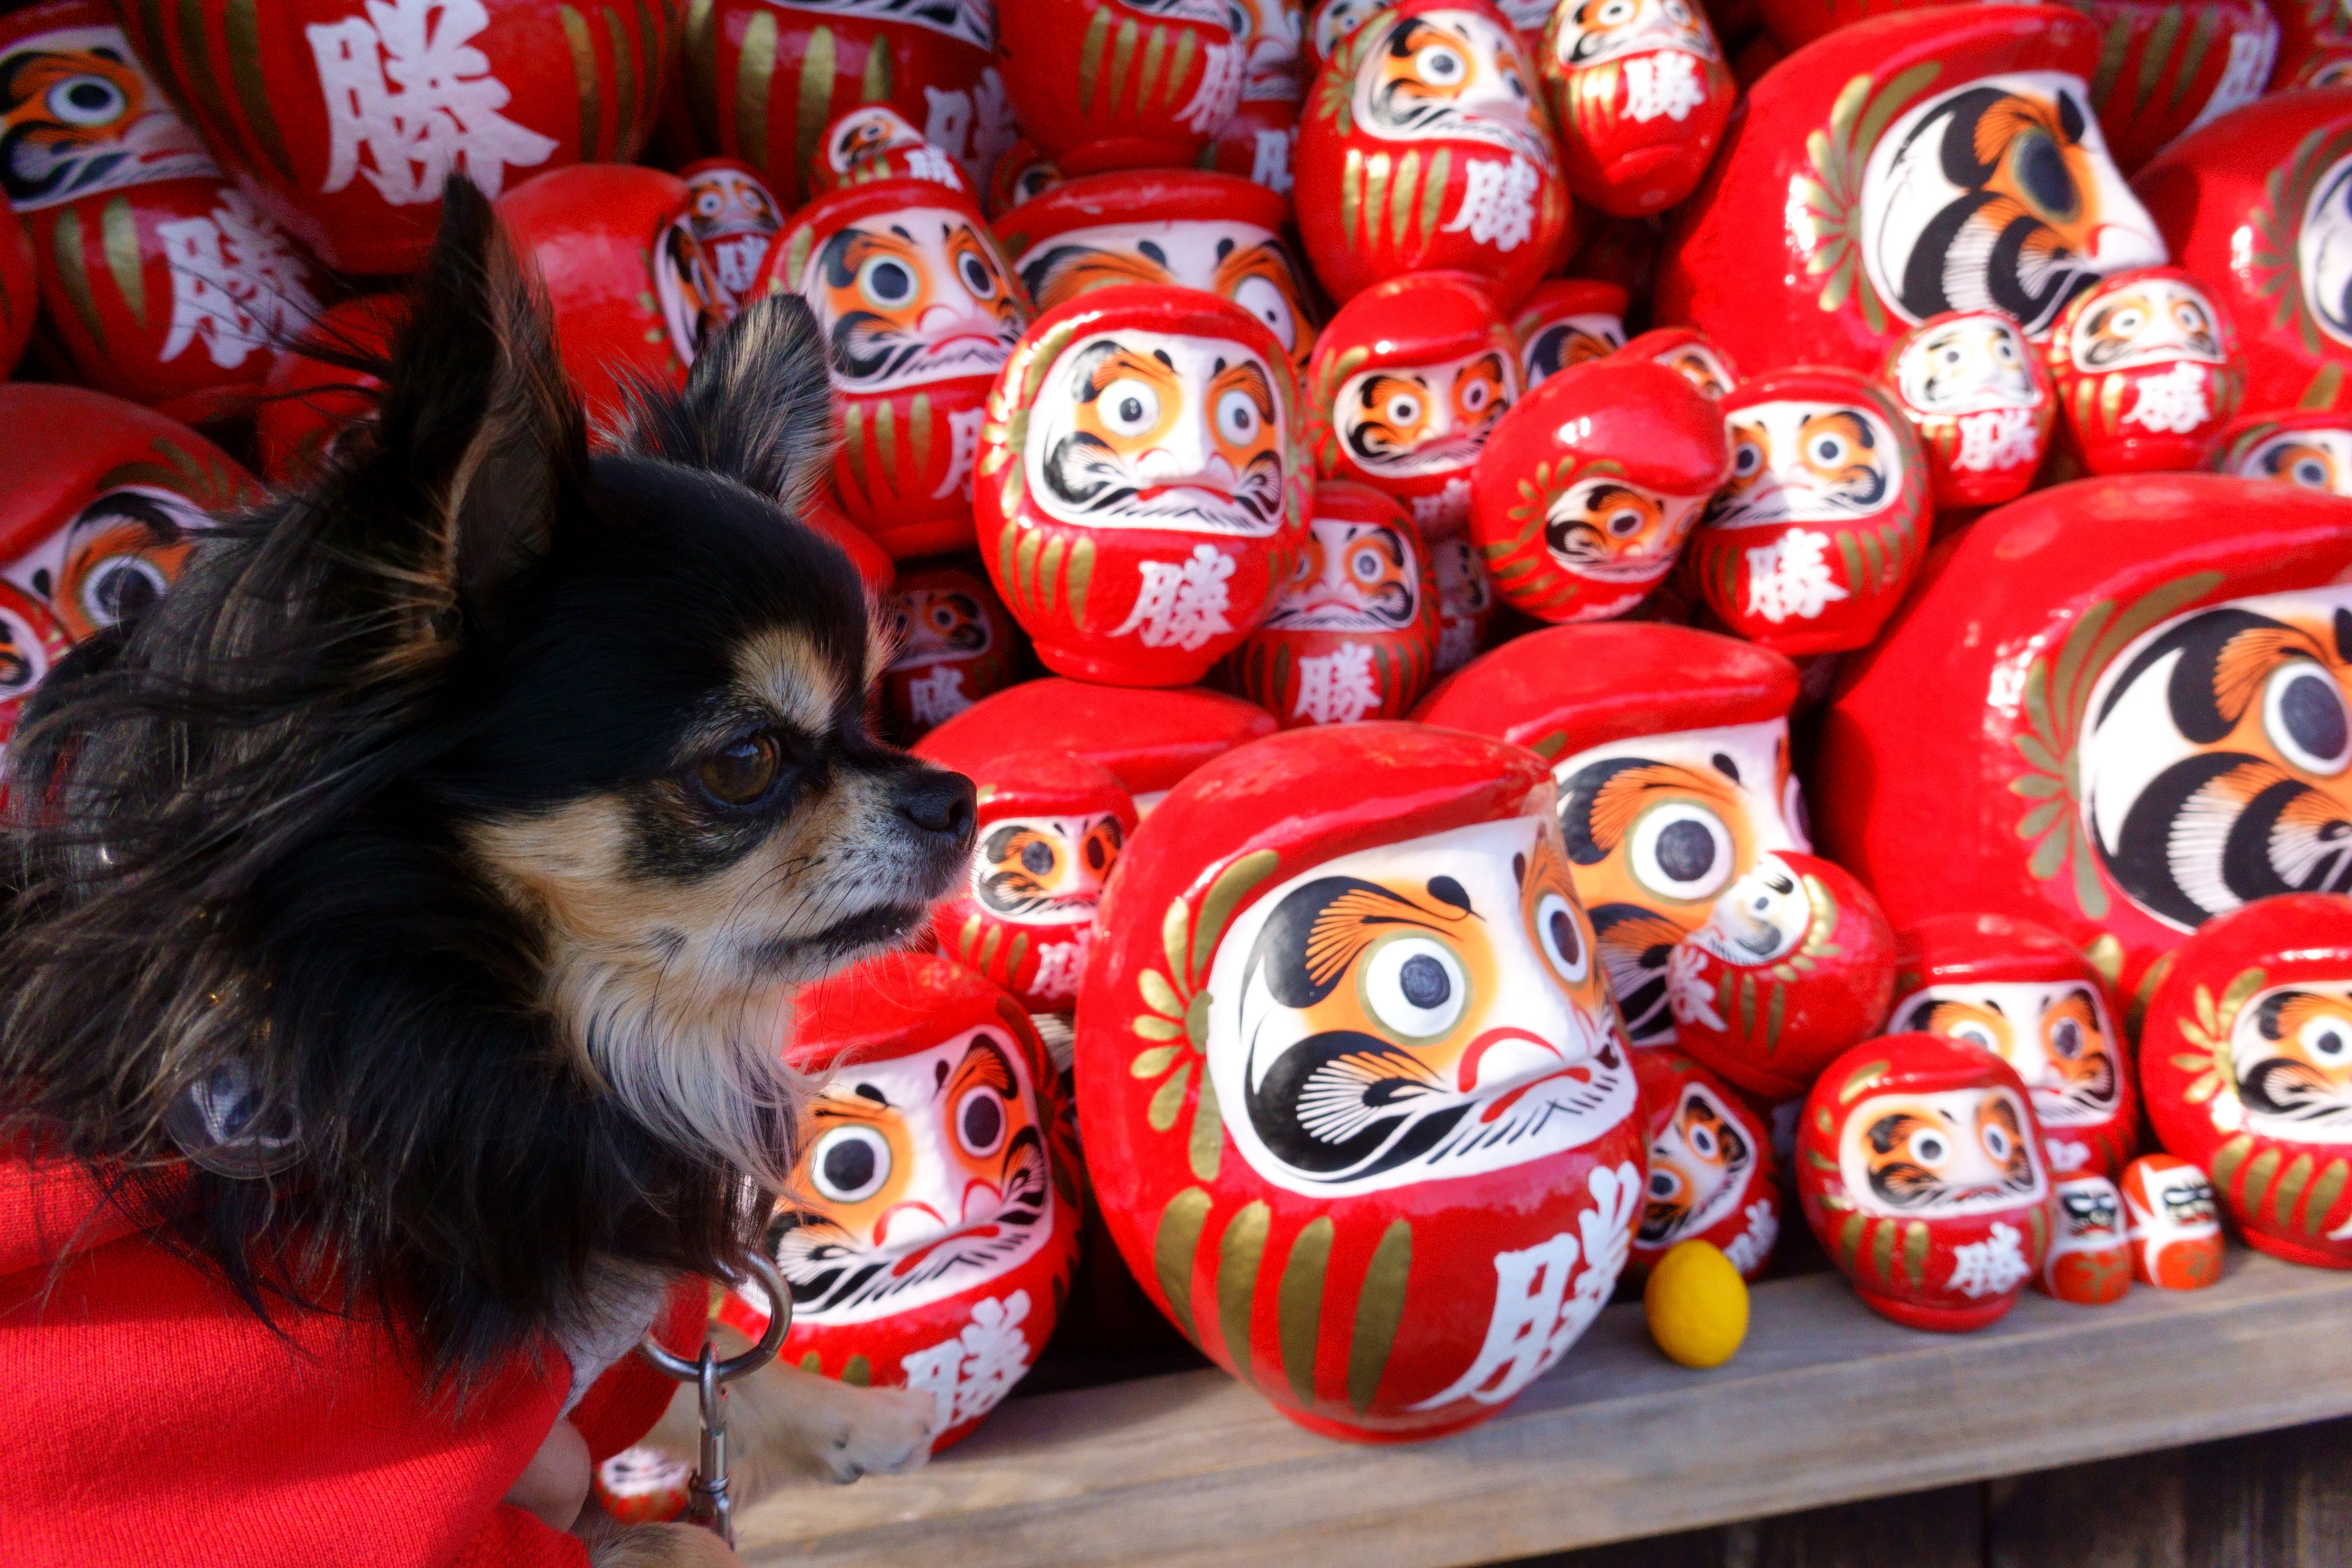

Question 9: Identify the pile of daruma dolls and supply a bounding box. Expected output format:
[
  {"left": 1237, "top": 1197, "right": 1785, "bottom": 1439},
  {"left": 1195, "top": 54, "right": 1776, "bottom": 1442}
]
[{"left": 9, "top": 0, "right": 2352, "bottom": 1490}]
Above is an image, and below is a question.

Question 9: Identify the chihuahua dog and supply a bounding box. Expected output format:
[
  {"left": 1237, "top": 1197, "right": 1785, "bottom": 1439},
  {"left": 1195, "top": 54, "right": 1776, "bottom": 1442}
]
[{"left": 0, "top": 180, "right": 966, "bottom": 1565}]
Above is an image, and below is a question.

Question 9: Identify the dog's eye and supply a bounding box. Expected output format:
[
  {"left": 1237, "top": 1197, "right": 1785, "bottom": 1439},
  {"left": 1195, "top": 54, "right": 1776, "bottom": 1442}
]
[{"left": 697, "top": 734, "right": 782, "bottom": 807}]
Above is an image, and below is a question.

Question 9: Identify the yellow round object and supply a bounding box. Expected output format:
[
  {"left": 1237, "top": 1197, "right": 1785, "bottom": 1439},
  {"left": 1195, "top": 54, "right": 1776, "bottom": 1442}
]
[{"left": 1644, "top": 1240, "right": 1749, "bottom": 1368}]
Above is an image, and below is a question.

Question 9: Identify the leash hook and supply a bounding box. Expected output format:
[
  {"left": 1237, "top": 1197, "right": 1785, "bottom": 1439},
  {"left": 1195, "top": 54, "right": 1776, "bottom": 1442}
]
[{"left": 637, "top": 1251, "right": 790, "bottom": 1547}]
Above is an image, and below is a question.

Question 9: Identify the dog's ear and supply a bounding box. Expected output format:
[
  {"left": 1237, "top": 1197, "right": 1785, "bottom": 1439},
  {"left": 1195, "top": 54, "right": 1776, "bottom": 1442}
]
[
  {"left": 363, "top": 175, "right": 587, "bottom": 643},
  {"left": 618, "top": 292, "right": 837, "bottom": 512}
]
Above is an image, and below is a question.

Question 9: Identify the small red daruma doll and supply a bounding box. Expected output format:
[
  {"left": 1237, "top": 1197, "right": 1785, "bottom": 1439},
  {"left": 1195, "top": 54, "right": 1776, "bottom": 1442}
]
[
  {"left": 1799, "top": 1036, "right": 2053, "bottom": 1332},
  {"left": 2141, "top": 894, "right": 2352, "bottom": 1269},
  {"left": 1470, "top": 355, "right": 1730, "bottom": 624},
  {"left": 807, "top": 107, "right": 968, "bottom": 198},
  {"left": 2045, "top": 268, "right": 2245, "bottom": 473},
  {"left": 757, "top": 177, "right": 1029, "bottom": 561},
  {"left": 881, "top": 564, "right": 1023, "bottom": 740},
  {"left": 1294, "top": 0, "right": 1576, "bottom": 308},
  {"left": 1878, "top": 310, "right": 2056, "bottom": 512},
  {"left": 1887, "top": 914, "right": 2137, "bottom": 1181},
  {"left": 1688, "top": 367, "right": 1930, "bottom": 656},
  {"left": 2037, "top": 1174, "right": 2132, "bottom": 1305},
  {"left": 1307, "top": 272, "right": 1521, "bottom": 540},
  {"left": 1430, "top": 534, "right": 1498, "bottom": 672},
  {"left": 2213, "top": 409, "right": 2352, "bottom": 495},
  {"left": 995, "top": 0, "right": 1246, "bottom": 175},
  {"left": 1077, "top": 723, "right": 1646, "bottom": 1438},
  {"left": 671, "top": 159, "right": 786, "bottom": 332},
  {"left": 1220, "top": 480, "right": 1442, "bottom": 725},
  {"left": 2120, "top": 1153, "right": 2226, "bottom": 1289},
  {"left": 919, "top": 749, "right": 1138, "bottom": 1013},
  {"left": 1629, "top": 1049, "right": 1781, "bottom": 1281},
  {"left": 1665, "top": 850, "right": 1899, "bottom": 1103},
  {"left": 1539, "top": 0, "right": 1735, "bottom": 218},
  {"left": 1620, "top": 326, "right": 1737, "bottom": 399},
  {"left": 977, "top": 286, "right": 1312, "bottom": 686},
  {"left": 1514, "top": 278, "right": 1629, "bottom": 389},
  {"left": 733, "top": 954, "right": 1081, "bottom": 1451}
]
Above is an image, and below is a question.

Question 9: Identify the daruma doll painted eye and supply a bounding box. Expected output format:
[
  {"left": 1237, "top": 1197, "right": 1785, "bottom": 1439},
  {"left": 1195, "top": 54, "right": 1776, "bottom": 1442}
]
[
  {"left": 1799, "top": 1034, "right": 2053, "bottom": 1331},
  {"left": 1294, "top": 0, "right": 1575, "bottom": 308},
  {"left": 974, "top": 284, "right": 1312, "bottom": 687},
  {"left": 1876, "top": 309, "right": 2055, "bottom": 512},
  {"left": 1619, "top": 326, "right": 1738, "bottom": 400},
  {"left": 2140, "top": 893, "right": 2352, "bottom": 1270},
  {"left": 1076, "top": 722, "right": 1645, "bottom": 1439},
  {"left": 1627, "top": 1049, "right": 1781, "bottom": 1282},
  {"left": 2214, "top": 410, "right": 2352, "bottom": 497},
  {"left": 728, "top": 953, "right": 1081, "bottom": 1452},
  {"left": 1469, "top": 353, "right": 1730, "bottom": 624},
  {"left": 1218, "top": 480, "right": 1442, "bottom": 726},
  {"left": 757, "top": 176, "right": 1032, "bottom": 562},
  {"left": 1687, "top": 366, "right": 1928, "bottom": 656},
  {"left": 1513, "top": 278, "right": 1629, "bottom": 390},
  {"left": 2044, "top": 267, "right": 2244, "bottom": 475},
  {"left": 1889, "top": 912, "right": 2137, "bottom": 1181}
]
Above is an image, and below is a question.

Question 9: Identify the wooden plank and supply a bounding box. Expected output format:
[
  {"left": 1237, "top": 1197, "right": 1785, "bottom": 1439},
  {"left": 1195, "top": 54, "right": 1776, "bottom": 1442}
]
[{"left": 734, "top": 1250, "right": 2352, "bottom": 1568}]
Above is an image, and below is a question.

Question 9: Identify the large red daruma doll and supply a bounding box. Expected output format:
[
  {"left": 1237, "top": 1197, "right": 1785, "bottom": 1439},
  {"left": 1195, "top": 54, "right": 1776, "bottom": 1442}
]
[
  {"left": 995, "top": 0, "right": 1245, "bottom": 174},
  {"left": 2141, "top": 894, "right": 2352, "bottom": 1269},
  {"left": 729, "top": 954, "right": 1081, "bottom": 1451},
  {"left": 1414, "top": 624, "right": 1812, "bottom": 1046},
  {"left": 2, "top": 2, "right": 323, "bottom": 420},
  {"left": 1888, "top": 913, "right": 2138, "bottom": 1179},
  {"left": 919, "top": 677, "right": 1277, "bottom": 815},
  {"left": 1306, "top": 272, "right": 1521, "bottom": 542},
  {"left": 1220, "top": 480, "right": 1442, "bottom": 725},
  {"left": 1076, "top": 723, "right": 1645, "bottom": 1439},
  {"left": 2134, "top": 88, "right": 2352, "bottom": 414},
  {"left": 1294, "top": 0, "right": 1575, "bottom": 307},
  {"left": 975, "top": 285, "right": 1312, "bottom": 686},
  {"left": 756, "top": 175, "right": 1029, "bottom": 560},
  {"left": 1799, "top": 1034, "right": 2053, "bottom": 1331},
  {"left": 1469, "top": 355, "right": 1730, "bottom": 624},
  {"left": 1658, "top": 6, "right": 2167, "bottom": 379},
  {"left": 116, "top": 0, "right": 668, "bottom": 276},
  {"left": 1687, "top": 367, "right": 1929, "bottom": 656},
  {"left": 1539, "top": 0, "right": 1735, "bottom": 218},
  {"left": 1817, "top": 472, "right": 2352, "bottom": 1006}
]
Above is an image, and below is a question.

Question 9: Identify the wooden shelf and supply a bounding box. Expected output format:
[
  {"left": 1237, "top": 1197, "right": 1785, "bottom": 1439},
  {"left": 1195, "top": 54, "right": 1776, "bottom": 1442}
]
[{"left": 733, "top": 1248, "right": 2352, "bottom": 1567}]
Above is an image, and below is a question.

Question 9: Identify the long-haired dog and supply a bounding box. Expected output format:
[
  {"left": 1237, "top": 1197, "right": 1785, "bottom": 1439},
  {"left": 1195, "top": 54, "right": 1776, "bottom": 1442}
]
[{"left": 0, "top": 180, "right": 971, "bottom": 1565}]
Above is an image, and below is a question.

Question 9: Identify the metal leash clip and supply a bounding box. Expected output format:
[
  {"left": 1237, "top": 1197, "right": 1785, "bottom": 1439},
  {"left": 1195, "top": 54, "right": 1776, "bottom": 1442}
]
[{"left": 637, "top": 1252, "right": 791, "bottom": 1547}]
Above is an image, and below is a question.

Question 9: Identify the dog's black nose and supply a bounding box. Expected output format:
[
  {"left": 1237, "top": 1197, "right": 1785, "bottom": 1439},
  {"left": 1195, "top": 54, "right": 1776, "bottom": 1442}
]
[{"left": 897, "top": 768, "right": 977, "bottom": 849}]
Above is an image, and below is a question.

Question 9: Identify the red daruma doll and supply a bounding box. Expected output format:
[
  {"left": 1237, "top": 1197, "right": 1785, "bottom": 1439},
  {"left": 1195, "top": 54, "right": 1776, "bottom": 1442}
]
[
  {"left": 758, "top": 176, "right": 1030, "bottom": 560},
  {"left": 1800, "top": 1035, "right": 2053, "bottom": 1331},
  {"left": 1470, "top": 355, "right": 1730, "bottom": 624},
  {"left": 731, "top": 954, "right": 1081, "bottom": 1451},
  {"left": 881, "top": 563, "right": 1022, "bottom": 740},
  {"left": 1877, "top": 310, "right": 2056, "bottom": 512},
  {"left": 2120, "top": 1154, "right": 2225, "bottom": 1289},
  {"left": 1293, "top": 0, "right": 1575, "bottom": 307},
  {"left": 1628, "top": 1049, "right": 1781, "bottom": 1281},
  {"left": 1077, "top": 723, "right": 1645, "bottom": 1437},
  {"left": 1307, "top": 271, "right": 1520, "bottom": 541},
  {"left": 1688, "top": 367, "right": 1929, "bottom": 656},
  {"left": 1514, "top": 278, "right": 1629, "bottom": 389},
  {"left": 1220, "top": 480, "right": 1442, "bottom": 724},
  {"left": 1539, "top": 0, "right": 1734, "bottom": 217},
  {"left": 1888, "top": 914, "right": 2138, "bottom": 1181},
  {"left": 2038, "top": 1173, "right": 2132, "bottom": 1305},
  {"left": 976, "top": 285, "right": 1312, "bottom": 686},
  {"left": 2045, "top": 267, "right": 2245, "bottom": 473},
  {"left": 995, "top": 0, "right": 1246, "bottom": 175}
]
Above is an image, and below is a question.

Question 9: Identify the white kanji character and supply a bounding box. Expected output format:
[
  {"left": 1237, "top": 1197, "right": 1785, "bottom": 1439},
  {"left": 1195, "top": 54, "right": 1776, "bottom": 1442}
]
[
  {"left": 898, "top": 1335, "right": 964, "bottom": 1432},
  {"left": 1664, "top": 942, "right": 1726, "bottom": 1032},
  {"left": 2046, "top": 1138, "right": 2092, "bottom": 1175},
  {"left": 1250, "top": 128, "right": 1295, "bottom": 195},
  {"left": 949, "top": 1292, "right": 1034, "bottom": 1424},
  {"left": 1621, "top": 50, "right": 1707, "bottom": 124},
  {"left": 2122, "top": 362, "right": 2212, "bottom": 434},
  {"left": 1442, "top": 156, "right": 1540, "bottom": 252},
  {"left": 1412, "top": 476, "right": 1472, "bottom": 532},
  {"left": 1179, "top": 42, "right": 1245, "bottom": 135},
  {"left": 1292, "top": 642, "right": 1381, "bottom": 724},
  {"left": 1720, "top": 1199, "right": 1779, "bottom": 1277},
  {"left": 1743, "top": 528, "right": 1849, "bottom": 624},
  {"left": 158, "top": 190, "right": 322, "bottom": 370},
  {"left": 1111, "top": 544, "right": 1236, "bottom": 650},
  {"left": 933, "top": 406, "right": 986, "bottom": 500},
  {"left": 1029, "top": 937, "right": 1088, "bottom": 1002},
  {"left": 307, "top": 0, "right": 560, "bottom": 205},
  {"left": 901, "top": 143, "right": 963, "bottom": 190},
  {"left": 905, "top": 665, "right": 970, "bottom": 727},
  {"left": 924, "top": 85, "right": 975, "bottom": 167},
  {"left": 1952, "top": 406, "right": 2040, "bottom": 472},
  {"left": 1946, "top": 1221, "right": 2030, "bottom": 1298},
  {"left": 1411, "top": 1162, "right": 1638, "bottom": 1410}
]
